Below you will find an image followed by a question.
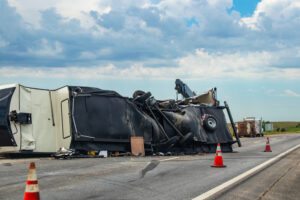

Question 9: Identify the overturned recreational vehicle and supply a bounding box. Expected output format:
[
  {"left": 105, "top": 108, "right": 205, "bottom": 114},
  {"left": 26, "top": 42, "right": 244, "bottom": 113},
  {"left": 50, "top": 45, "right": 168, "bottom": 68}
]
[{"left": 0, "top": 81, "right": 240, "bottom": 155}]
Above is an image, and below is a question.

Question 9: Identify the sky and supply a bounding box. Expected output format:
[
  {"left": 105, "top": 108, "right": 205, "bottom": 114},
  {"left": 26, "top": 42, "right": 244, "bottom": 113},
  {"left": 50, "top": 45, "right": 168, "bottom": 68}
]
[{"left": 0, "top": 0, "right": 300, "bottom": 121}]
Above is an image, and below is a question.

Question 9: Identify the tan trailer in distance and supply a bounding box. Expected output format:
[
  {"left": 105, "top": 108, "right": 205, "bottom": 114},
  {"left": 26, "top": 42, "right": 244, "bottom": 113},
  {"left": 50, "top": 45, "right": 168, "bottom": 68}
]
[{"left": 235, "top": 117, "right": 264, "bottom": 137}]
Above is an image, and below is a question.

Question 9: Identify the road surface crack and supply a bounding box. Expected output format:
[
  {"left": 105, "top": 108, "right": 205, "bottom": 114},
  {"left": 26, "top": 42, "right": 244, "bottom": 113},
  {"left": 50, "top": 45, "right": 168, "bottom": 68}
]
[{"left": 257, "top": 160, "right": 300, "bottom": 200}]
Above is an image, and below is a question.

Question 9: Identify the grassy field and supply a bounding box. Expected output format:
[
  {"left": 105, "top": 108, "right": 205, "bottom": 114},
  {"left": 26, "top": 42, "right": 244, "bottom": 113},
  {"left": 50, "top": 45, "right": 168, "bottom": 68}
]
[
  {"left": 263, "top": 121, "right": 300, "bottom": 135},
  {"left": 228, "top": 121, "right": 300, "bottom": 136}
]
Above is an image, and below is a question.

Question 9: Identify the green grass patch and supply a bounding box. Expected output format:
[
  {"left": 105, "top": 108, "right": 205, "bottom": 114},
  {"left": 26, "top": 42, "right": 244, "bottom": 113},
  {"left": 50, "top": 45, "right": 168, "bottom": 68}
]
[
  {"left": 263, "top": 122, "right": 300, "bottom": 135},
  {"left": 264, "top": 131, "right": 300, "bottom": 135},
  {"left": 228, "top": 121, "right": 300, "bottom": 136}
]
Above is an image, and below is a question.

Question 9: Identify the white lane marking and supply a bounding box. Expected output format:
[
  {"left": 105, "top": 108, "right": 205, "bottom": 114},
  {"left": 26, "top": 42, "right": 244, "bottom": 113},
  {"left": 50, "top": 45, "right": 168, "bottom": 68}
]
[
  {"left": 160, "top": 157, "right": 180, "bottom": 162},
  {"left": 0, "top": 158, "right": 40, "bottom": 165},
  {"left": 192, "top": 143, "right": 300, "bottom": 200}
]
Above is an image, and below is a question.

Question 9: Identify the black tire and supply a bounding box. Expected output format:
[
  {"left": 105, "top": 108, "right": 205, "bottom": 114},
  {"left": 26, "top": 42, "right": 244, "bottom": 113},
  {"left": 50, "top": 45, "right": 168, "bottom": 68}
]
[
  {"left": 179, "top": 132, "right": 193, "bottom": 146},
  {"left": 133, "top": 90, "right": 146, "bottom": 98},
  {"left": 134, "top": 92, "right": 151, "bottom": 103},
  {"left": 203, "top": 115, "right": 218, "bottom": 132}
]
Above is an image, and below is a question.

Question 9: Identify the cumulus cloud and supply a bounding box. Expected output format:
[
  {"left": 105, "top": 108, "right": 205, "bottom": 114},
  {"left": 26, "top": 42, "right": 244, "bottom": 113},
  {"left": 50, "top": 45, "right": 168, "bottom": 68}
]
[
  {"left": 8, "top": 0, "right": 112, "bottom": 29},
  {"left": 281, "top": 89, "right": 300, "bottom": 97},
  {"left": 1, "top": 49, "right": 300, "bottom": 80},
  {"left": 28, "top": 39, "right": 63, "bottom": 57},
  {"left": 242, "top": 0, "right": 300, "bottom": 31},
  {"left": 0, "top": 0, "right": 299, "bottom": 80}
]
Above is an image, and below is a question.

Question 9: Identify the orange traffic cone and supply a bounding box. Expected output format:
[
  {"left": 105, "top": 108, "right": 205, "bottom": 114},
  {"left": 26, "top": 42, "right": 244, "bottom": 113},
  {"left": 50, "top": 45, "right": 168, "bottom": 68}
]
[
  {"left": 264, "top": 137, "right": 272, "bottom": 152},
  {"left": 24, "top": 162, "right": 40, "bottom": 200},
  {"left": 211, "top": 143, "right": 226, "bottom": 168}
]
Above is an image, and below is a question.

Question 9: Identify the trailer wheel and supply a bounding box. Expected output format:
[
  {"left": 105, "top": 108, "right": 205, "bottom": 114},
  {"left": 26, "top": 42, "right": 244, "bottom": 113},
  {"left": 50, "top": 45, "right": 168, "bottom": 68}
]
[
  {"left": 133, "top": 90, "right": 146, "bottom": 98},
  {"left": 203, "top": 115, "right": 218, "bottom": 132},
  {"left": 179, "top": 132, "right": 193, "bottom": 146}
]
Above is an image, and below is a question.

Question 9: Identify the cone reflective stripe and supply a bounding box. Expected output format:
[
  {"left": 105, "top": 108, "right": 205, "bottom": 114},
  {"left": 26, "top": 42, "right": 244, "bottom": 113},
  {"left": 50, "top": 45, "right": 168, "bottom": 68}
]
[
  {"left": 216, "top": 144, "right": 222, "bottom": 156},
  {"left": 264, "top": 137, "right": 272, "bottom": 152},
  {"left": 24, "top": 162, "right": 40, "bottom": 200},
  {"left": 211, "top": 143, "right": 226, "bottom": 168}
]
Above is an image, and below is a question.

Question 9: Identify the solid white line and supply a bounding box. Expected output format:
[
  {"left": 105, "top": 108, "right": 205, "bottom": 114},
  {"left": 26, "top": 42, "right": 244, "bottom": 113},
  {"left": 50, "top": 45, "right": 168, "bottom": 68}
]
[
  {"left": 0, "top": 158, "right": 40, "bottom": 165},
  {"left": 160, "top": 157, "right": 180, "bottom": 162},
  {"left": 192, "top": 143, "right": 300, "bottom": 200}
]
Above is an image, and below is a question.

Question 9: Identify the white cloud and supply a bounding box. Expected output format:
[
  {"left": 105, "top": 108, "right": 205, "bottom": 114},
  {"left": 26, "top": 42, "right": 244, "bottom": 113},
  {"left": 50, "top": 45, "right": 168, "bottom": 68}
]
[
  {"left": 175, "top": 49, "right": 300, "bottom": 80},
  {"left": 1, "top": 49, "right": 300, "bottom": 80},
  {"left": 152, "top": 0, "right": 233, "bottom": 19},
  {"left": 8, "top": 0, "right": 112, "bottom": 29},
  {"left": 282, "top": 89, "right": 300, "bottom": 97},
  {"left": 28, "top": 39, "right": 63, "bottom": 57},
  {"left": 2, "top": 0, "right": 300, "bottom": 75},
  {"left": 241, "top": 0, "right": 300, "bottom": 31},
  {"left": 8, "top": 0, "right": 236, "bottom": 30}
]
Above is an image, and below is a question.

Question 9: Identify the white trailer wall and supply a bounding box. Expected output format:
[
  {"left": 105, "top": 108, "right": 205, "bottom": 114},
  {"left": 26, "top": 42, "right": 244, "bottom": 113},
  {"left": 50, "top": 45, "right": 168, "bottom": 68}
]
[
  {"left": 0, "top": 84, "right": 72, "bottom": 153},
  {"left": 51, "top": 87, "right": 72, "bottom": 152},
  {"left": 16, "top": 85, "right": 71, "bottom": 152},
  {"left": 19, "top": 86, "right": 55, "bottom": 151}
]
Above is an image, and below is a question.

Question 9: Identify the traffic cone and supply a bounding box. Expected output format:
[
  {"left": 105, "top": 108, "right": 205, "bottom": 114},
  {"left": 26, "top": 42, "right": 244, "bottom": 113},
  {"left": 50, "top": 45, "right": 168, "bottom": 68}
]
[
  {"left": 264, "top": 137, "right": 272, "bottom": 152},
  {"left": 24, "top": 162, "right": 40, "bottom": 200},
  {"left": 211, "top": 143, "right": 226, "bottom": 168}
]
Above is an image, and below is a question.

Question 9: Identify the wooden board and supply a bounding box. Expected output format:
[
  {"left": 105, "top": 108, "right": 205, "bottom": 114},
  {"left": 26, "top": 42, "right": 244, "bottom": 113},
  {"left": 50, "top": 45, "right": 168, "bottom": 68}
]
[{"left": 130, "top": 137, "right": 145, "bottom": 156}]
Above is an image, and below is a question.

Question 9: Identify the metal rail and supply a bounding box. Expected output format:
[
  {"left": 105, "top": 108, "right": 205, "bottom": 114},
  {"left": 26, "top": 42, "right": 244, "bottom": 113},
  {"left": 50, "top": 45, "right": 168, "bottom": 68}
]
[{"left": 224, "top": 101, "right": 241, "bottom": 147}]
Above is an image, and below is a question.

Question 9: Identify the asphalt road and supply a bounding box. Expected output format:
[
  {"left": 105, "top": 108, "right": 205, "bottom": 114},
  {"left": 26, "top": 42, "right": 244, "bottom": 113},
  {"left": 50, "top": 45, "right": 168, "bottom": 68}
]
[
  {"left": 0, "top": 133, "right": 300, "bottom": 200},
  {"left": 215, "top": 147, "right": 300, "bottom": 200}
]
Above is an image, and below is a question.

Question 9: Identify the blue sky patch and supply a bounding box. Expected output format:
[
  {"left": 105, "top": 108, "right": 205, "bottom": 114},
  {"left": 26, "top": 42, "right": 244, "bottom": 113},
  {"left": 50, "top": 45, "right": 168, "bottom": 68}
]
[
  {"left": 231, "top": 0, "right": 262, "bottom": 17},
  {"left": 185, "top": 17, "right": 199, "bottom": 27}
]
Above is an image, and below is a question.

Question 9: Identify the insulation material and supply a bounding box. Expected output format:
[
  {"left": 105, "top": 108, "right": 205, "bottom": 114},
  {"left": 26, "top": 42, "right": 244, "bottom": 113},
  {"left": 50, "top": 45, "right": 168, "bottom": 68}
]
[{"left": 192, "top": 89, "right": 215, "bottom": 105}]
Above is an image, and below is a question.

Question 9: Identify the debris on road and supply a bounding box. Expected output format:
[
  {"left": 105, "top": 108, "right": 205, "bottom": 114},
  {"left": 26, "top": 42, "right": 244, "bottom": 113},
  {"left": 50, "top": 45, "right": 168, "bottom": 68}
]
[{"left": 53, "top": 148, "right": 75, "bottom": 159}]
